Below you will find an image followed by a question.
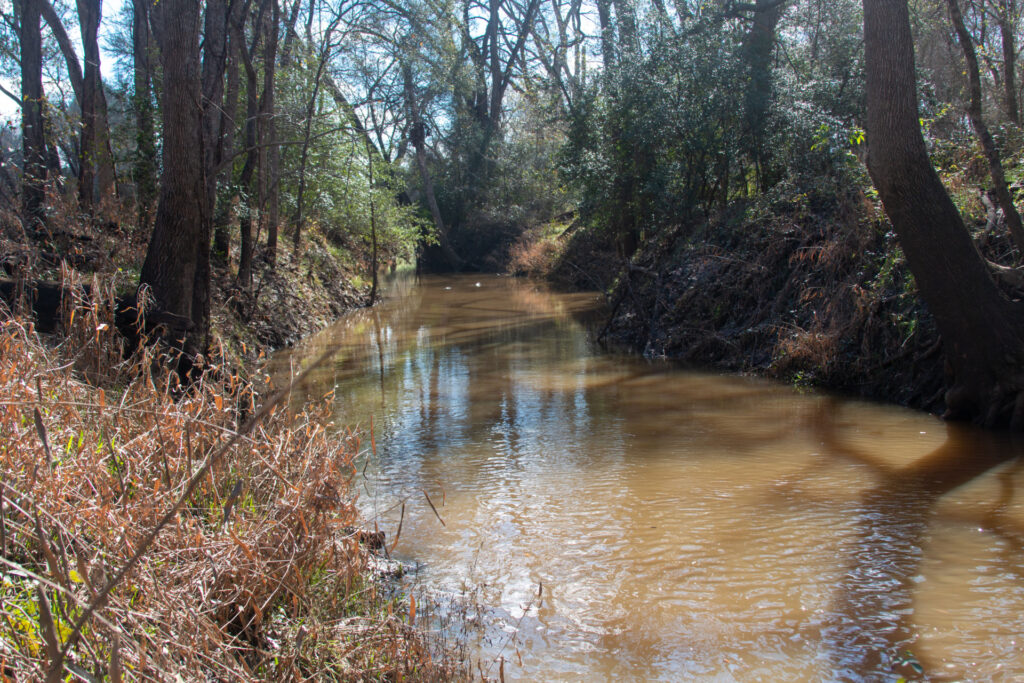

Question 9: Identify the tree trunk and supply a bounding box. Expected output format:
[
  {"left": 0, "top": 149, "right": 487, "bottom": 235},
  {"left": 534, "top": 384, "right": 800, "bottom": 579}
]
[
  {"left": 260, "top": 0, "right": 279, "bottom": 267},
  {"left": 76, "top": 0, "right": 116, "bottom": 206},
  {"left": 596, "top": 0, "right": 616, "bottom": 69},
  {"left": 189, "top": 0, "right": 229, "bottom": 343},
  {"left": 140, "top": 0, "right": 205, "bottom": 351},
  {"left": 76, "top": 0, "right": 99, "bottom": 209},
  {"left": 946, "top": 0, "right": 1024, "bottom": 255},
  {"left": 612, "top": 0, "right": 639, "bottom": 57},
  {"left": 367, "top": 138, "right": 379, "bottom": 304},
  {"left": 740, "top": 0, "right": 785, "bottom": 191},
  {"left": 20, "top": 0, "right": 47, "bottom": 234},
  {"left": 997, "top": 0, "right": 1020, "bottom": 125},
  {"left": 863, "top": 0, "right": 1024, "bottom": 429},
  {"left": 235, "top": 7, "right": 261, "bottom": 290},
  {"left": 132, "top": 0, "right": 158, "bottom": 232},
  {"left": 403, "top": 60, "right": 462, "bottom": 270},
  {"left": 212, "top": 23, "right": 241, "bottom": 264}
]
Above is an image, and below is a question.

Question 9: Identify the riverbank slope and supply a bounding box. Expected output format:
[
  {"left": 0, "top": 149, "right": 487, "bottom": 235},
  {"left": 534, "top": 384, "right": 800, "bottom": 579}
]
[
  {"left": 0, "top": 222, "right": 464, "bottom": 679},
  {"left": 537, "top": 182, "right": 1021, "bottom": 417}
]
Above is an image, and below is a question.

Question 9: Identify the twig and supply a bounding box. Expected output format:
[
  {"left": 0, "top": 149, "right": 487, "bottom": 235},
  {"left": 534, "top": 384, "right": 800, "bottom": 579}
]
[
  {"left": 45, "top": 345, "right": 342, "bottom": 682},
  {"left": 421, "top": 489, "right": 446, "bottom": 527}
]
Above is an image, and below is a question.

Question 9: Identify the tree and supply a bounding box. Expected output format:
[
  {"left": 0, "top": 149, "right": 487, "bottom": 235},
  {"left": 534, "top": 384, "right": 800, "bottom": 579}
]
[
  {"left": 945, "top": 0, "right": 1024, "bottom": 255},
  {"left": 131, "top": 0, "right": 158, "bottom": 231},
  {"left": 403, "top": 56, "right": 463, "bottom": 269},
  {"left": 39, "top": 0, "right": 117, "bottom": 209},
  {"left": 291, "top": 6, "right": 341, "bottom": 249},
  {"left": 234, "top": 0, "right": 263, "bottom": 290},
  {"left": 740, "top": 0, "right": 787, "bottom": 191},
  {"left": 993, "top": 0, "right": 1020, "bottom": 124},
  {"left": 863, "top": 0, "right": 1024, "bottom": 428},
  {"left": 259, "top": 0, "right": 280, "bottom": 267},
  {"left": 19, "top": 0, "right": 47, "bottom": 233},
  {"left": 75, "top": 0, "right": 116, "bottom": 206},
  {"left": 139, "top": 0, "right": 207, "bottom": 351}
]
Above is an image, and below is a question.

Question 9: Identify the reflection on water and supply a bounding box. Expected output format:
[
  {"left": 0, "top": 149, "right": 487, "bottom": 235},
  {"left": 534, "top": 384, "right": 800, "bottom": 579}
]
[{"left": 275, "top": 273, "right": 1024, "bottom": 681}]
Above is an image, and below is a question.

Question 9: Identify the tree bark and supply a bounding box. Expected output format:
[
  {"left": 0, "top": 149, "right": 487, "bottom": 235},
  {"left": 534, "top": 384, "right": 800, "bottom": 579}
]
[
  {"left": 596, "top": 0, "right": 616, "bottom": 69},
  {"left": 79, "top": 0, "right": 116, "bottom": 203},
  {"left": 140, "top": 0, "right": 206, "bottom": 351},
  {"left": 212, "top": 16, "right": 242, "bottom": 264},
  {"left": 41, "top": 0, "right": 117, "bottom": 209},
  {"left": 403, "top": 60, "right": 462, "bottom": 270},
  {"left": 740, "top": 0, "right": 785, "bottom": 191},
  {"left": 132, "top": 0, "right": 158, "bottom": 231},
  {"left": 20, "top": 0, "right": 47, "bottom": 234},
  {"left": 996, "top": 0, "right": 1020, "bottom": 125},
  {"left": 946, "top": 0, "right": 1024, "bottom": 255},
  {"left": 612, "top": 0, "right": 639, "bottom": 57},
  {"left": 76, "top": 0, "right": 99, "bottom": 208},
  {"left": 235, "top": 3, "right": 262, "bottom": 290},
  {"left": 259, "top": 0, "right": 280, "bottom": 267},
  {"left": 864, "top": 0, "right": 1024, "bottom": 428}
]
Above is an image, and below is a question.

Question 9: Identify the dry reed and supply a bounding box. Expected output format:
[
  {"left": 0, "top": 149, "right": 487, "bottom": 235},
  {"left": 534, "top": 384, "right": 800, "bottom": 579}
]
[{"left": 0, "top": 278, "right": 457, "bottom": 681}]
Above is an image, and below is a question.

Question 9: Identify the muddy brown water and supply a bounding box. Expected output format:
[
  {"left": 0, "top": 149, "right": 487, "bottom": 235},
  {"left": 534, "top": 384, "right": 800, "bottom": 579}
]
[{"left": 275, "top": 273, "right": 1024, "bottom": 681}]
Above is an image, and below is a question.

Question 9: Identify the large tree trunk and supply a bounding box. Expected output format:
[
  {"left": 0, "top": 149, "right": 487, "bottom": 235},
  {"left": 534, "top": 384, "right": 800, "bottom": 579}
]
[
  {"left": 20, "top": 0, "right": 47, "bottom": 234},
  {"left": 946, "top": 0, "right": 1024, "bottom": 255},
  {"left": 140, "top": 0, "right": 205, "bottom": 351},
  {"left": 863, "top": 0, "right": 1024, "bottom": 429}
]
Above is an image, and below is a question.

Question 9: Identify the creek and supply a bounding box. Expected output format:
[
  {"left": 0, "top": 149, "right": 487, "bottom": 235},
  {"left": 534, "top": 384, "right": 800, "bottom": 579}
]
[{"left": 275, "top": 273, "right": 1024, "bottom": 681}]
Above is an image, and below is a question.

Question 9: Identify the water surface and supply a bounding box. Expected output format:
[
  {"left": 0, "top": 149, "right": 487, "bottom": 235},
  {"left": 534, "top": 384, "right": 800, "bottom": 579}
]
[{"left": 277, "top": 273, "right": 1024, "bottom": 681}]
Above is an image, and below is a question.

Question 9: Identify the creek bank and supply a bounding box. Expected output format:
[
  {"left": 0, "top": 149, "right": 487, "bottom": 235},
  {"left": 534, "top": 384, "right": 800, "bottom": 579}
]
[
  {"left": 2, "top": 219, "right": 369, "bottom": 361},
  {"left": 545, "top": 186, "right": 1022, "bottom": 416},
  {"left": 0, "top": 223, "right": 468, "bottom": 679}
]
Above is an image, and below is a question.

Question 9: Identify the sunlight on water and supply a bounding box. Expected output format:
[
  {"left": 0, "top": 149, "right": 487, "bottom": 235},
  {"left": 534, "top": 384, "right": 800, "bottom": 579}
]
[{"left": 275, "top": 273, "right": 1024, "bottom": 682}]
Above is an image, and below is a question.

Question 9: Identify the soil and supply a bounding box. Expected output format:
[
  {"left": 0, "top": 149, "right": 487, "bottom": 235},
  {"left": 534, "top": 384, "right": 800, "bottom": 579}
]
[
  {"left": 547, "top": 187, "right": 978, "bottom": 415},
  {"left": 0, "top": 211, "right": 369, "bottom": 363}
]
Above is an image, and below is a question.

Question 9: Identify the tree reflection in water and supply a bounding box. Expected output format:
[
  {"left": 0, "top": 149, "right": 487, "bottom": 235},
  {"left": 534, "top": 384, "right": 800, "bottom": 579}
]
[{"left": 810, "top": 399, "right": 1022, "bottom": 680}]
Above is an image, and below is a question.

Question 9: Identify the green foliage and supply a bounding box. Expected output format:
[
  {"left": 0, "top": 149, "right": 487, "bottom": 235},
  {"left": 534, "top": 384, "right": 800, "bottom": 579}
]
[
  {"left": 562, "top": 4, "right": 869, "bottom": 253},
  {"left": 273, "top": 55, "right": 429, "bottom": 263}
]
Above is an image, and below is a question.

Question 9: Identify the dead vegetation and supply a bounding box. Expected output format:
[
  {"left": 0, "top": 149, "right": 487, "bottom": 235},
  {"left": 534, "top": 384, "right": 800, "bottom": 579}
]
[{"left": 0, "top": 283, "right": 462, "bottom": 681}]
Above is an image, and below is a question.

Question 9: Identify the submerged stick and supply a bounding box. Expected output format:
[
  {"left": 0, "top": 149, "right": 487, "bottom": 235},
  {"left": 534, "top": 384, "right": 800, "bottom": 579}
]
[{"left": 422, "top": 489, "right": 446, "bottom": 527}]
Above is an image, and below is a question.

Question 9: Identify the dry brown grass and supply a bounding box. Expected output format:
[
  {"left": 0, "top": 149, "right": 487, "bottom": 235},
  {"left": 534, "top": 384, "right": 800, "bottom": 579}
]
[
  {"left": 506, "top": 230, "right": 562, "bottom": 278},
  {"left": 0, "top": 284, "right": 459, "bottom": 681}
]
